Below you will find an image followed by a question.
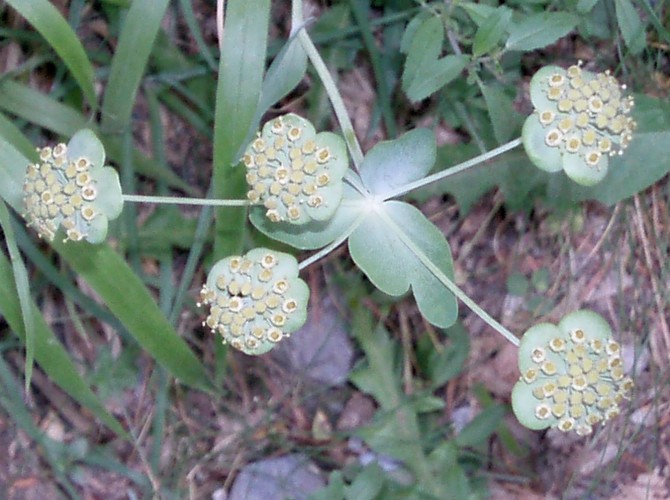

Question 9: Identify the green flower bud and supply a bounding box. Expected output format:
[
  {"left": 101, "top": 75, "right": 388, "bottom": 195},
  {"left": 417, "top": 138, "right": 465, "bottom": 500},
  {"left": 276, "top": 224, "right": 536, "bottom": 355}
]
[
  {"left": 243, "top": 114, "right": 348, "bottom": 224},
  {"left": 511, "top": 310, "right": 633, "bottom": 436},
  {"left": 199, "top": 248, "right": 309, "bottom": 355},
  {"left": 22, "top": 129, "right": 123, "bottom": 243},
  {"left": 522, "top": 63, "right": 636, "bottom": 186}
]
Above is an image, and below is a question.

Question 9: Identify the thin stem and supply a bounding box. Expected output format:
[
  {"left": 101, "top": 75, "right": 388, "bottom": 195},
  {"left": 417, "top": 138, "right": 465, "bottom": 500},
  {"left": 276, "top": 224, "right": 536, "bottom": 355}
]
[
  {"left": 382, "top": 137, "right": 522, "bottom": 200},
  {"left": 377, "top": 207, "right": 519, "bottom": 347},
  {"left": 295, "top": 11, "right": 365, "bottom": 169},
  {"left": 298, "top": 215, "right": 364, "bottom": 270},
  {"left": 123, "top": 194, "right": 251, "bottom": 207}
]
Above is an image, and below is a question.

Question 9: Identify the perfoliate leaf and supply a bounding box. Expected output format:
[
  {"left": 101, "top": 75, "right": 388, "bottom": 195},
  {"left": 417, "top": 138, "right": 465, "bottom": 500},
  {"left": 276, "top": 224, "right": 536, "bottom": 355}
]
[
  {"left": 250, "top": 183, "right": 365, "bottom": 250},
  {"left": 349, "top": 201, "right": 458, "bottom": 328},
  {"left": 359, "top": 128, "right": 436, "bottom": 197}
]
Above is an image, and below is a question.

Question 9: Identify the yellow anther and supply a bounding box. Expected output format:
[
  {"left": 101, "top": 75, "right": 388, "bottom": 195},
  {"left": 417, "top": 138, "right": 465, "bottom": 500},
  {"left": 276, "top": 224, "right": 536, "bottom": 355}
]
[
  {"left": 289, "top": 148, "right": 302, "bottom": 160},
  {"left": 274, "top": 137, "right": 286, "bottom": 150},
  {"left": 282, "top": 299, "right": 298, "bottom": 313},
  {"left": 570, "top": 329, "right": 587, "bottom": 343},
  {"left": 264, "top": 198, "right": 278, "bottom": 210},
  {"left": 545, "top": 129, "right": 563, "bottom": 147},
  {"left": 552, "top": 403, "right": 567, "bottom": 417},
  {"left": 281, "top": 193, "right": 296, "bottom": 206},
  {"left": 523, "top": 368, "right": 538, "bottom": 383},
  {"left": 549, "top": 338, "right": 566, "bottom": 352},
  {"left": 76, "top": 158, "right": 89, "bottom": 171},
  {"left": 541, "top": 361, "right": 557, "bottom": 375},
  {"left": 567, "top": 65, "right": 581, "bottom": 78},
  {"left": 271, "top": 118, "right": 284, "bottom": 133},
  {"left": 82, "top": 185, "right": 98, "bottom": 201},
  {"left": 548, "top": 73, "right": 566, "bottom": 87},
  {"left": 539, "top": 110, "right": 555, "bottom": 125},
  {"left": 308, "top": 195, "right": 323, "bottom": 207},
  {"left": 258, "top": 268, "right": 273, "bottom": 282},
  {"left": 288, "top": 127, "right": 302, "bottom": 141},
  {"left": 269, "top": 182, "right": 282, "bottom": 195},
  {"left": 562, "top": 133, "right": 584, "bottom": 155},
  {"left": 229, "top": 257, "right": 242, "bottom": 271},
  {"left": 304, "top": 161, "right": 318, "bottom": 174},
  {"left": 531, "top": 347, "right": 546, "bottom": 363},
  {"left": 316, "top": 148, "right": 331, "bottom": 163},
  {"left": 255, "top": 154, "right": 268, "bottom": 167},
  {"left": 266, "top": 294, "right": 281, "bottom": 309},
  {"left": 290, "top": 170, "right": 305, "bottom": 184},
  {"left": 558, "top": 117, "right": 574, "bottom": 132},
  {"left": 266, "top": 209, "right": 281, "bottom": 222},
  {"left": 585, "top": 151, "right": 601, "bottom": 166},
  {"left": 302, "top": 140, "right": 316, "bottom": 154},
  {"left": 547, "top": 87, "right": 563, "bottom": 100},
  {"left": 39, "top": 147, "right": 52, "bottom": 161},
  {"left": 535, "top": 404, "right": 552, "bottom": 419},
  {"left": 266, "top": 147, "right": 277, "bottom": 160},
  {"left": 588, "top": 96, "right": 604, "bottom": 113},
  {"left": 582, "top": 129, "right": 597, "bottom": 146},
  {"left": 287, "top": 206, "right": 301, "bottom": 220},
  {"left": 81, "top": 206, "right": 96, "bottom": 221},
  {"left": 573, "top": 99, "right": 588, "bottom": 112},
  {"left": 53, "top": 144, "right": 67, "bottom": 157},
  {"left": 557, "top": 99, "right": 573, "bottom": 112},
  {"left": 302, "top": 183, "right": 317, "bottom": 195},
  {"left": 252, "top": 138, "right": 266, "bottom": 153},
  {"left": 316, "top": 173, "right": 330, "bottom": 186},
  {"left": 268, "top": 328, "right": 283, "bottom": 342},
  {"left": 251, "top": 326, "right": 265, "bottom": 339}
]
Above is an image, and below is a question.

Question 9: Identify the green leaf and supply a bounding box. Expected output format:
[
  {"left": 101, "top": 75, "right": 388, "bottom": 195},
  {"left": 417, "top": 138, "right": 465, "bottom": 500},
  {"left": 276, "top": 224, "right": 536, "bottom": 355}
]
[
  {"left": 505, "top": 12, "right": 579, "bottom": 52},
  {"left": 360, "top": 128, "right": 436, "bottom": 197},
  {"left": 459, "top": 3, "right": 499, "bottom": 26},
  {"left": 346, "top": 463, "right": 385, "bottom": 500},
  {"left": 472, "top": 7, "right": 512, "bottom": 57},
  {"left": 0, "top": 203, "right": 35, "bottom": 390},
  {"left": 454, "top": 404, "right": 505, "bottom": 447},
  {"left": 250, "top": 183, "right": 365, "bottom": 250},
  {"left": 5, "top": 0, "right": 96, "bottom": 106},
  {"left": 418, "top": 322, "right": 469, "bottom": 387},
  {"left": 349, "top": 201, "right": 458, "bottom": 328},
  {"left": 0, "top": 251, "right": 126, "bottom": 436},
  {"left": 480, "top": 82, "right": 522, "bottom": 144},
  {"left": 614, "top": 0, "right": 647, "bottom": 54},
  {"left": 101, "top": 0, "right": 171, "bottom": 132},
  {"left": 212, "top": 0, "right": 270, "bottom": 256},
  {"left": 401, "top": 16, "right": 469, "bottom": 102},
  {"left": 400, "top": 11, "right": 432, "bottom": 54}
]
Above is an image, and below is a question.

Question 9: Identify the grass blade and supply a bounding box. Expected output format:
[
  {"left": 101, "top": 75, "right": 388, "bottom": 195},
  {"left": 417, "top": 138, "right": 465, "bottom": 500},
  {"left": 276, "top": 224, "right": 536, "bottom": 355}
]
[
  {"left": 5, "top": 0, "right": 97, "bottom": 106},
  {"left": 0, "top": 251, "right": 126, "bottom": 436},
  {"left": 101, "top": 0, "right": 170, "bottom": 132},
  {"left": 0, "top": 203, "right": 35, "bottom": 391},
  {"left": 212, "top": 0, "right": 270, "bottom": 256}
]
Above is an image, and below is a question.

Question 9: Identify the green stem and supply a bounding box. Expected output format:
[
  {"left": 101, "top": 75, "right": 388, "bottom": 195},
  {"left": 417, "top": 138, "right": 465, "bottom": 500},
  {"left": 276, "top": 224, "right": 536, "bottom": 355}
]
[
  {"left": 294, "top": 1, "right": 364, "bottom": 169},
  {"left": 298, "top": 214, "right": 364, "bottom": 270},
  {"left": 382, "top": 137, "right": 523, "bottom": 201},
  {"left": 123, "top": 194, "right": 250, "bottom": 207},
  {"left": 377, "top": 207, "right": 519, "bottom": 347}
]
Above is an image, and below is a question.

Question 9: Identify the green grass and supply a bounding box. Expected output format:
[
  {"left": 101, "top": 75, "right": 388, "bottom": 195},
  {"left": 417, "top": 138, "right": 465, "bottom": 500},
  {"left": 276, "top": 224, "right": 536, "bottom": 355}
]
[{"left": 0, "top": 0, "right": 668, "bottom": 497}]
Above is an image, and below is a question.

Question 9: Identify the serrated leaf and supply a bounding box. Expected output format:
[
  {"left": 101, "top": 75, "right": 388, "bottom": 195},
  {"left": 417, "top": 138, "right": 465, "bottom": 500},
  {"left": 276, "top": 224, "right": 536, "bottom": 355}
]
[
  {"left": 505, "top": 12, "right": 579, "bottom": 52},
  {"left": 401, "top": 16, "right": 468, "bottom": 102},
  {"left": 614, "top": 0, "right": 647, "bottom": 54},
  {"left": 472, "top": 7, "right": 512, "bottom": 57},
  {"left": 480, "top": 82, "right": 522, "bottom": 143},
  {"left": 400, "top": 11, "right": 432, "bottom": 54},
  {"left": 459, "top": 3, "right": 499, "bottom": 26},
  {"left": 349, "top": 201, "right": 457, "bottom": 328},
  {"left": 360, "top": 129, "right": 436, "bottom": 197}
]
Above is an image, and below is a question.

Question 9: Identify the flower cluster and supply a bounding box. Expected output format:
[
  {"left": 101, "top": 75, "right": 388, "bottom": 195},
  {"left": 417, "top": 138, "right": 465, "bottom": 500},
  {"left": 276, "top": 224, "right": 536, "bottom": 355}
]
[
  {"left": 522, "top": 63, "right": 636, "bottom": 186},
  {"left": 243, "top": 114, "right": 347, "bottom": 224},
  {"left": 22, "top": 129, "right": 123, "bottom": 243},
  {"left": 511, "top": 310, "right": 633, "bottom": 436},
  {"left": 198, "top": 248, "right": 309, "bottom": 355}
]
